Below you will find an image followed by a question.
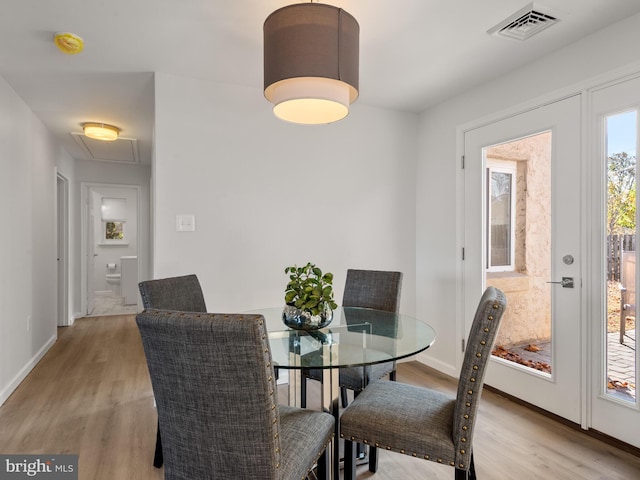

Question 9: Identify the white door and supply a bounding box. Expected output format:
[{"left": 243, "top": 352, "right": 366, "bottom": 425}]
[
  {"left": 56, "top": 173, "right": 69, "bottom": 326},
  {"left": 463, "top": 95, "right": 583, "bottom": 423},
  {"left": 589, "top": 75, "right": 640, "bottom": 447}
]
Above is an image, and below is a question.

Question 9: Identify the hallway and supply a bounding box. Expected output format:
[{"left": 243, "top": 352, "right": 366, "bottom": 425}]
[{"left": 87, "top": 291, "right": 138, "bottom": 317}]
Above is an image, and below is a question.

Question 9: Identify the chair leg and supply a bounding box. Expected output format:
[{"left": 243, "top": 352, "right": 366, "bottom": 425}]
[
  {"left": 341, "top": 387, "right": 349, "bottom": 408},
  {"left": 351, "top": 390, "right": 366, "bottom": 460},
  {"left": 301, "top": 375, "right": 308, "bottom": 408},
  {"left": 344, "top": 440, "right": 357, "bottom": 480},
  {"left": 620, "top": 291, "right": 627, "bottom": 344},
  {"left": 469, "top": 452, "right": 476, "bottom": 480},
  {"left": 368, "top": 445, "right": 378, "bottom": 473},
  {"left": 455, "top": 468, "right": 469, "bottom": 480},
  {"left": 153, "top": 421, "right": 163, "bottom": 468},
  {"left": 315, "top": 448, "right": 329, "bottom": 480},
  {"left": 389, "top": 369, "right": 397, "bottom": 382},
  {"left": 454, "top": 453, "right": 474, "bottom": 480}
]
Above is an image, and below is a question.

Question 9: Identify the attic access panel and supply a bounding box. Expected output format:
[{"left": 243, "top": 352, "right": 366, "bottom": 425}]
[{"left": 71, "top": 132, "right": 140, "bottom": 164}]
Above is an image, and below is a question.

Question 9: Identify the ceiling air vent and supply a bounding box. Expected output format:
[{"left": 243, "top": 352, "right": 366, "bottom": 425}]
[{"left": 488, "top": 3, "right": 559, "bottom": 41}]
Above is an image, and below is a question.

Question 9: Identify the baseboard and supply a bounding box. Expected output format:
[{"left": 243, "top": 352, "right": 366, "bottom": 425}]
[
  {"left": 0, "top": 333, "right": 57, "bottom": 407},
  {"left": 484, "top": 385, "right": 640, "bottom": 458},
  {"left": 411, "top": 352, "right": 458, "bottom": 378}
]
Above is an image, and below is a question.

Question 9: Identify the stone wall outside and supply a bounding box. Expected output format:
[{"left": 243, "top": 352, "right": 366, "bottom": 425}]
[{"left": 486, "top": 132, "right": 552, "bottom": 347}]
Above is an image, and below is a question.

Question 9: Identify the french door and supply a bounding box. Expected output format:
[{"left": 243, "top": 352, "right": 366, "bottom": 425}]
[
  {"left": 589, "top": 75, "right": 639, "bottom": 447},
  {"left": 463, "top": 95, "right": 583, "bottom": 423}
]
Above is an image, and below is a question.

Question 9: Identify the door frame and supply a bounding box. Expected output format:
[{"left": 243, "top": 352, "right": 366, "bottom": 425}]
[
  {"left": 56, "top": 169, "right": 70, "bottom": 326},
  {"left": 80, "top": 182, "right": 141, "bottom": 316},
  {"left": 456, "top": 93, "right": 590, "bottom": 430},
  {"left": 460, "top": 94, "right": 584, "bottom": 424},
  {"left": 586, "top": 73, "right": 640, "bottom": 447},
  {"left": 455, "top": 66, "right": 640, "bottom": 439}
]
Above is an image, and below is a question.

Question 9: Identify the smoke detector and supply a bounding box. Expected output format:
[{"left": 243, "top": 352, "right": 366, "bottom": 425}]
[{"left": 488, "top": 3, "right": 559, "bottom": 41}]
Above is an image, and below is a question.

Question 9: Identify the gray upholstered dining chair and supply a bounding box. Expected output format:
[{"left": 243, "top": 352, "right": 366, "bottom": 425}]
[
  {"left": 138, "top": 274, "right": 207, "bottom": 314},
  {"left": 340, "top": 286, "right": 506, "bottom": 480},
  {"left": 300, "top": 269, "right": 403, "bottom": 409},
  {"left": 136, "top": 309, "right": 335, "bottom": 480},
  {"left": 138, "top": 274, "right": 207, "bottom": 468}
]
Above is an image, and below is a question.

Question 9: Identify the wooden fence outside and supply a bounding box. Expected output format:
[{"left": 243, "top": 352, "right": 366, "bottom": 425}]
[{"left": 608, "top": 234, "right": 636, "bottom": 281}]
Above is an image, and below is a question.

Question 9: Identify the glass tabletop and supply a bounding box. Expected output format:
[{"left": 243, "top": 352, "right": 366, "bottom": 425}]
[{"left": 253, "top": 306, "right": 436, "bottom": 370}]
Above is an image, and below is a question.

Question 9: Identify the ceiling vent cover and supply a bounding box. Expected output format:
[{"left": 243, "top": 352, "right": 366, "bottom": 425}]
[{"left": 488, "top": 3, "right": 559, "bottom": 41}]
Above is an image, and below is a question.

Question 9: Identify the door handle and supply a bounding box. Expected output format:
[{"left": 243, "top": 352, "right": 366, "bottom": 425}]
[{"left": 547, "top": 277, "right": 574, "bottom": 288}]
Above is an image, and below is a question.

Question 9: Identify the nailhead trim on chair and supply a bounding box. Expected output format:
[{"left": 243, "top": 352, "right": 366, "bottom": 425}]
[
  {"left": 339, "top": 432, "right": 458, "bottom": 467},
  {"left": 255, "top": 311, "right": 333, "bottom": 480},
  {"left": 339, "top": 293, "right": 505, "bottom": 477},
  {"left": 139, "top": 308, "right": 332, "bottom": 479},
  {"left": 454, "top": 301, "right": 499, "bottom": 470},
  {"left": 303, "top": 436, "right": 334, "bottom": 480},
  {"left": 252, "top": 314, "right": 283, "bottom": 472}
]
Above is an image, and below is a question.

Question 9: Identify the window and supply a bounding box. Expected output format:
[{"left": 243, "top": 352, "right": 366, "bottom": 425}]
[
  {"left": 101, "top": 197, "right": 127, "bottom": 244},
  {"left": 487, "top": 160, "right": 517, "bottom": 271},
  {"left": 105, "top": 221, "right": 124, "bottom": 240}
]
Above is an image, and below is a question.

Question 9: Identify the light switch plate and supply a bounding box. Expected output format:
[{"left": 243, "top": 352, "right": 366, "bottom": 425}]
[{"left": 176, "top": 214, "right": 196, "bottom": 232}]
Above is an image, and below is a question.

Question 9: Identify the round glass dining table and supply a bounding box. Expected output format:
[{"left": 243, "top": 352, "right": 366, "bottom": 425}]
[
  {"left": 251, "top": 306, "right": 436, "bottom": 480},
  {"left": 258, "top": 306, "right": 436, "bottom": 371}
]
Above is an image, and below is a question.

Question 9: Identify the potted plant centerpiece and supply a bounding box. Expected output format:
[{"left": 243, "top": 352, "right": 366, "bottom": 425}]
[{"left": 283, "top": 262, "right": 338, "bottom": 330}]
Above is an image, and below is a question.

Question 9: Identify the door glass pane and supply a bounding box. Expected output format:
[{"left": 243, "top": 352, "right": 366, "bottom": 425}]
[
  {"left": 605, "top": 110, "right": 637, "bottom": 403},
  {"left": 487, "top": 132, "right": 553, "bottom": 375}
]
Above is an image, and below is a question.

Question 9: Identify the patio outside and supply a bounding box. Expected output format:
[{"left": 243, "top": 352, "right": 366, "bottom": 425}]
[
  {"left": 485, "top": 126, "right": 637, "bottom": 403},
  {"left": 607, "top": 280, "right": 636, "bottom": 401}
]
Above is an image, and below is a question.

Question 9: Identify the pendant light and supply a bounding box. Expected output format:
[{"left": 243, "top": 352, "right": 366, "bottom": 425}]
[{"left": 263, "top": 2, "right": 359, "bottom": 124}]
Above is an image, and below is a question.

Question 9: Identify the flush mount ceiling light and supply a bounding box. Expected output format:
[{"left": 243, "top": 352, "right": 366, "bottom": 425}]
[
  {"left": 263, "top": 2, "right": 359, "bottom": 125},
  {"left": 54, "top": 32, "right": 84, "bottom": 54},
  {"left": 82, "top": 123, "right": 120, "bottom": 142}
]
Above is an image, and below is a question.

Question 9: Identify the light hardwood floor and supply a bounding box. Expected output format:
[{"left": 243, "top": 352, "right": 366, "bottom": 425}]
[{"left": 0, "top": 314, "right": 639, "bottom": 479}]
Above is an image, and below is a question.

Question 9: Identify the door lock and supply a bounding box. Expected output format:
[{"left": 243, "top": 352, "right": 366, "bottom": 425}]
[{"left": 547, "top": 277, "right": 574, "bottom": 288}]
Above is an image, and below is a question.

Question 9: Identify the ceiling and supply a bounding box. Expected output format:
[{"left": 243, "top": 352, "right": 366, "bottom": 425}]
[{"left": 3, "top": 0, "right": 640, "bottom": 166}]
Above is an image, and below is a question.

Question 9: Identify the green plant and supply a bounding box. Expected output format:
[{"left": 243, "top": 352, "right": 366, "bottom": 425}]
[{"left": 284, "top": 262, "right": 338, "bottom": 315}]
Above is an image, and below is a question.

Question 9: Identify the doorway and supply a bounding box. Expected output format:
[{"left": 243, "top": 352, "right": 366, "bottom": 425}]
[
  {"left": 82, "top": 183, "right": 140, "bottom": 317},
  {"left": 463, "top": 95, "right": 583, "bottom": 423}
]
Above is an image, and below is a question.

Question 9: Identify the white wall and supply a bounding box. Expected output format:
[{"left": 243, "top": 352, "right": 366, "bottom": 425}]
[
  {"left": 153, "top": 73, "right": 418, "bottom": 313},
  {"left": 0, "top": 75, "right": 76, "bottom": 405},
  {"left": 416, "top": 12, "right": 640, "bottom": 375},
  {"left": 5, "top": 11, "right": 640, "bottom": 409}
]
